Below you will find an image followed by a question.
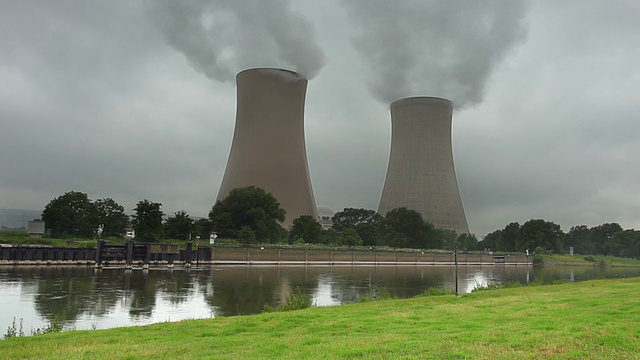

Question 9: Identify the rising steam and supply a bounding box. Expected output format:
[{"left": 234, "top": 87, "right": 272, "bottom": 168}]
[
  {"left": 148, "top": 0, "right": 326, "bottom": 82},
  {"left": 343, "top": 0, "right": 530, "bottom": 107}
]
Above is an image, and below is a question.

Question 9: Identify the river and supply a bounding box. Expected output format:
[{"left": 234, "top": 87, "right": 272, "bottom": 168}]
[{"left": 1, "top": 264, "right": 639, "bottom": 335}]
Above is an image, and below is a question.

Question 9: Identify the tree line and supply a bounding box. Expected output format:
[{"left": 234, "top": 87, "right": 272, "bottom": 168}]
[{"left": 40, "top": 188, "right": 640, "bottom": 258}]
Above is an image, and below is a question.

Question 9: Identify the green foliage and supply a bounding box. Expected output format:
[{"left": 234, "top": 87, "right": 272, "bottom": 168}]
[
  {"left": 499, "top": 222, "right": 520, "bottom": 252},
  {"left": 337, "top": 228, "right": 362, "bottom": 247},
  {"left": 516, "top": 219, "right": 563, "bottom": 254},
  {"left": 42, "top": 191, "right": 98, "bottom": 238},
  {"left": 442, "top": 231, "right": 475, "bottom": 251},
  {"left": 131, "top": 200, "right": 164, "bottom": 242},
  {"left": 289, "top": 215, "right": 323, "bottom": 244},
  {"left": 332, "top": 208, "right": 382, "bottom": 246},
  {"left": 418, "top": 287, "right": 453, "bottom": 296},
  {"left": 263, "top": 287, "right": 314, "bottom": 312},
  {"left": 533, "top": 254, "right": 544, "bottom": 265},
  {"left": 94, "top": 198, "right": 129, "bottom": 238},
  {"left": 566, "top": 225, "right": 593, "bottom": 254},
  {"left": 590, "top": 223, "right": 623, "bottom": 256},
  {"left": 381, "top": 207, "right": 435, "bottom": 249},
  {"left": 3, "top": 318, "right": 24, "bottom": 339},
  {"left": 437, "top": 228, "right": 458, "bottom": 250},
  {"left": 163, "top": 211, "right": 193, "bottom": 241},
  {"left": 237, "top": 226, "right": 257, "bottom": 244},
  {"left": 31, "top": 315, "right": 64, "bottom": 335},
  {"left": 192, "top": 218, "right": 214, "bottom": 242},
  {"left": 3, "top": 316, "right": 64, "bottom": 339},
  {"left": 376, "top": 288, "right": 394, "bottom": 300},
  {"left": 331, "top": 208, "right": 381, "bottom": 232},
  {"left": 210, "top": 186, "right": 286, "bottom": 243}
]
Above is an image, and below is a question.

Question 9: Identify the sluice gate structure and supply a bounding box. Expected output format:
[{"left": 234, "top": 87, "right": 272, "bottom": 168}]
[{"left": 1, "top": 243, "right": 531, "bottom": 267}]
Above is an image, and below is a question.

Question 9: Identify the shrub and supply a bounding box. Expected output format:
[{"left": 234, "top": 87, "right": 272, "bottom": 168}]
[
  {"left": 263, "top": 287, "right": 314, "bottom": 312},
  {"left": 418, "top": 287, "right": 452, "bottom": 296}
]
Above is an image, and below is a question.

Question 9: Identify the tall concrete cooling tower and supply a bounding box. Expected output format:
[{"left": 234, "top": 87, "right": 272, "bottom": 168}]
[
  {"left": 378, "top": 97, "right": 469, "bottom": 234},
  {"left": 217, "top": 68, "right": 318, "bottom": 228}
]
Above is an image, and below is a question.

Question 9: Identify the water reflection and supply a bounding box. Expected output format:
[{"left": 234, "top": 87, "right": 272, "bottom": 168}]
[{"left": 1, "top": 264, "right": 639, "bottom": 334}]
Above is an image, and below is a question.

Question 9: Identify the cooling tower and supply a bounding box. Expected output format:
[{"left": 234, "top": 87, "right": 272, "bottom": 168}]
[
  {"left": 217, "top": 68, "right": 318, "bottom": 228},
  {"left": 378, "top": 97, "right": 469, "bottom": 234}
]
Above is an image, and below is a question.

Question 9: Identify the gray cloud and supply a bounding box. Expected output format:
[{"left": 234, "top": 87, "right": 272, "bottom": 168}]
[
  {"left": 1, "top": 0, "right": 640, "bottom": 238},
  {"left": 343, "top": 0, "right": 529, "bottom": 107},
  {"left": 148, "top": 0, "right": 326, "bottom": 82}
]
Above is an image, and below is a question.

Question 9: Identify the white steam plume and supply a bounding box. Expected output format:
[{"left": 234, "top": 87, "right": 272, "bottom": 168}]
[
  {"left": 148, "top": 0, "right": 326, "bottom": 81},
  {"left": 343, "top": 0, "right": 529, "bottom": 107}
]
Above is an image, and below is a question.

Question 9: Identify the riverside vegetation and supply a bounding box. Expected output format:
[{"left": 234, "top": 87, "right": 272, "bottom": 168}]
[{"left": 1, "top": 277, "right": 639, "bottom": 359}]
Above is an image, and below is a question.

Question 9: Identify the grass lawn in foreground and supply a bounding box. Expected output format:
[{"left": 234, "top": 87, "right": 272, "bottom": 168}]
[{"left": 1, "top": 277, "right": 639, "bottom": 359}]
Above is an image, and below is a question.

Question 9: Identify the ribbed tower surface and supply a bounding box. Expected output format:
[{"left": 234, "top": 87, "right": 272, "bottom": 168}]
[
  {"left": 378, "top": 97, "right": 469, "bottom": 234},
  {"left": 217, "top": 68, "right": 318, "bottom": 228}
]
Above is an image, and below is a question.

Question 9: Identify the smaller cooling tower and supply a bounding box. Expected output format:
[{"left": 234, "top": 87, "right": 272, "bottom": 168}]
[
  {"left": 378, "top": 97, "right": 469, "bottom": 234},
  {"left": 217, "top": 68, "right": 318, "bottom": 228}
]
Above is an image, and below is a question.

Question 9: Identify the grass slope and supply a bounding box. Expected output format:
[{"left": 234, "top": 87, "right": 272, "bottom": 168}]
[
  {"left": 2, "top": 278, "right": 639, "bottom": 359},
  {"left": 541, "top": 254, "right": 640, "bottom": 267}
]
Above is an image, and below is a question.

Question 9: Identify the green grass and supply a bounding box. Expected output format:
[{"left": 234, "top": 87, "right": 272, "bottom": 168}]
[
  {"left": 2, "top": 278, "right": 639, "bottom": 359},
  {"left": 541, "top": 254, "right": 640, "bottom": 267}
]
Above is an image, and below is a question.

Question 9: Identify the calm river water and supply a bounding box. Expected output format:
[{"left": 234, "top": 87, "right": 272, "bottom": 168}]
[{"left": 2, "top": 264, "right": 640, "bottom": 334}]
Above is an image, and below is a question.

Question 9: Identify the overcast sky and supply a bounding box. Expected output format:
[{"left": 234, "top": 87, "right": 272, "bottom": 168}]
[{"left": 1, "top": 0, "right": 639, "bottom": 237}]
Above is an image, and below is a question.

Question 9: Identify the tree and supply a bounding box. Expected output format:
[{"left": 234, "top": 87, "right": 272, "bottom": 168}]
[
  {"left": 565, "top": 225, "right": 592, "bottom": 254},
  {"left": 590, "top": 223, "right": 623, "bottom": 256},
  {"left": 438, "top": 228, "right": 459, "bottom": 251},
  {"left": 332, "top": 208, "right": 382, "bottom": 232},
  {"left": 332, "top": 208, "right": 383, "bottom": 246},
  {"left": 289, "top": 215, "right": 323, "bottom": 244},
  {"left": 337, "top": 228, "right": 362, "bottom": 247},
  {"left": 164, "top": 211, "right": 193, "bottom": 241},
  {"left": 380, "top": 207, "right": 435, "bottom": 249},
  {"left": 458, "top": 233, "right": 479, "bottom": 251},
  {"left": 131, "top": 200, "right": 164, "bottom": 242},
  {"left": 238, "top": 226, "right": 257, "bottom": 244},
  {"left": 94, "top": 198, "right": 129, "bottom": 238},
  {"left": 42, "top": 191, "right": 98, "bottom": 238},
  {"left": 209, "top": 186, "right": 286, "bottom": 243},
  {"left": 479, "top": 229, "right": 501, "bottom": 251},
  {"left": 516, "top": 219, "right": 563, "bottom": 254},
  {"left": 192, "top": 218, "right": 214, "bottom": 242},
  {"left": 612, "top": 229, "right": 640, "bottom": 258},
  {"left": 498, "top": 222, "right": 520, "bottom": 252}
]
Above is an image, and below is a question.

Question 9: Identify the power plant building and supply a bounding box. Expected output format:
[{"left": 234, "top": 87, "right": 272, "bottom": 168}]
[
  {"left": 217, "top": 68, "right": 318, "bottom": 228},
  {"left": 378, "top": 97, "right": 469, "bottom": 234}
]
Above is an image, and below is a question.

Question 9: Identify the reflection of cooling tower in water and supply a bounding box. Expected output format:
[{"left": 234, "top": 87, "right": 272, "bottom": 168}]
[
  {"left": 378, "top": 97, "right": 469, "bottom": 234},
  {"left": 217, "top": 68, "right": 318, "bottom": 228}
]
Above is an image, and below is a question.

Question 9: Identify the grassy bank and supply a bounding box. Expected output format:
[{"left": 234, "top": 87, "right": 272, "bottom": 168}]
[
  {"left": 2, "top": 278, "right": 639, "bottom": 359},
  {"left": 540, "top": 254, "right": 640, "bottom": 267}
]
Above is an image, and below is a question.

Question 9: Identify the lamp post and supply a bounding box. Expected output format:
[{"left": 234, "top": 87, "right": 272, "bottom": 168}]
[{"left": 455, "top": 247, "right": 459, "bottom": 296}]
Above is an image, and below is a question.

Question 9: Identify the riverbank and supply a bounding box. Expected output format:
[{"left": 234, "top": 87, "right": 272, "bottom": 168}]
[
  {"left": 539, "top": 254, "right": 640, "bottom": 267},
  {"left": 2, "top": 277, "right": 638, "bottom": 359}
]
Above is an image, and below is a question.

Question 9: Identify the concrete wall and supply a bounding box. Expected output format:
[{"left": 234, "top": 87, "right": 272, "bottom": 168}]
[
  {"left": 378, "top": 97, "right": 469, "bottom": 234},
  {"left": 217, "top": 68, "right": 318, "bottom": 228}
]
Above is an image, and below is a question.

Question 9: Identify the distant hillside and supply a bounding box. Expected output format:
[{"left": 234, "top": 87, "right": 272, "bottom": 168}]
[{"left": 0, "top": 208, "right": 42, "bottom": 229}]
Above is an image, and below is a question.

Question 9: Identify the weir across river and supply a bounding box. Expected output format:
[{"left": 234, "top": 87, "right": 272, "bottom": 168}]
[{"left": 0, "top": 241, "right": 532, "bottom": 267}]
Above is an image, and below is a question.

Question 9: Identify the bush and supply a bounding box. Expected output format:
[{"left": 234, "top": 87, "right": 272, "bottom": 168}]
[
  {"left": 238, "top": 226, "right": 256, "bottom": 244},
  {"left": 263, "top": 287, "right": 314, "bottom": 312},
  {"left": 418, "top": 287, "right": 453, "bottom": 296}
]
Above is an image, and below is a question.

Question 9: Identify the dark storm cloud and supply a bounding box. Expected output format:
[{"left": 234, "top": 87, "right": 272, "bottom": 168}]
[
  {"left": 342, "top": 0, "right": 529, "bottom": 107},
  {"left": 148, "top": 0, "right": 326, "bottom": 82}
]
